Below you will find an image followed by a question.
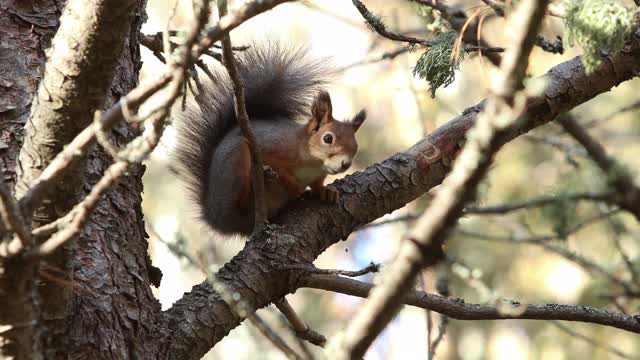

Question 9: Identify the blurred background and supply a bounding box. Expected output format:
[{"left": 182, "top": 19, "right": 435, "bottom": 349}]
[{"left": 139, "top": 0, "right": 640, "bottom": 359}]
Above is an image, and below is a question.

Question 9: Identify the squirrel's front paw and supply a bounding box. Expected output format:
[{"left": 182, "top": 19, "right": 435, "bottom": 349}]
[
  {"left": 263, "top": 165, "right": 279, "bottom": 184},
  {"left": 316, "top": 186, "right": 340, "bottom": 203}
]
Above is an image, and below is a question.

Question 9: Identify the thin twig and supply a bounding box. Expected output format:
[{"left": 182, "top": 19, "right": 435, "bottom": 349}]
[
  {"left": 420, "top": 274, "right": 433, "bottom": 360},
  {"left": 410, "top": 0, "right": 503, "bottom": 66},
  {"left": 458, "top": 207, "right": 621, "bottom": 244},
  {"left": 19, "top": 73, "right": 172, "bottom": 214},
  {"left": 351, "top": 0, "right": 432, "bottom": 46},
  {"left": 334, "top": 1, "right": 550, "bottom": 357},
  {"left": 247, "top": 313, "right": 305, "bottom": 360},
  {"left": 428, "top": 315, "right": 448, "bottom": 359},
  {"left": 300, "top": 274, "right": 640, "bottom": 333},
  {"left": 459, "top": 209, "right": 638, "bottom": 295},
  {"left": 280, "top": 263, "right": 380, "bottom": 277},
  {"left": 218, "top": 0, "right": 268, "bottom": 230},
  {"left": 149, "top": 218, "right": 304, "bottom": 360},
  {"left": 539, "top": 241, "right": 636, "bottom": 295},
  {"left": 584, "top": 100, "right": 640, "bottom": 128},
  {"left": 336, "top": 46, "right": 411, "bottom": 72},
  {"left": 20, "top": 0, "right": 297, "bottom": 221},
  {"left": 0, "top": 179, "right": 31, "bottom": 250},
  {"left": 551, "top": 321, "right": 635, "bottom": 360},
  {"left": 464, "top": 192, "right": 613, "bottom": 214},
  {"left": 33, "top": 161, "right": 128, "bottom": 256},
  {"left": 359, "top": 192, "right": 612, "bottom": 230},
  {"left": 524, "top": 133, "right": 588, "bottom": 164},
  {"left": 600, "top": 204, "right": 640, "bottom": 284},
  {"left": 275, "top": 298, "right": 326, "bottom": 348},
  {"left": 30, "top": 0, "right": 213, "bottom": 256},
  {"left": 558, "top": 115, "right": 640, "bottom": 221}
]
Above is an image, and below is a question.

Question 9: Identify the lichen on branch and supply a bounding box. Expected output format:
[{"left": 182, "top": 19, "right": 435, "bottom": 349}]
[{"left": 563, "top": 0, "right": 637, "bottom": 73}]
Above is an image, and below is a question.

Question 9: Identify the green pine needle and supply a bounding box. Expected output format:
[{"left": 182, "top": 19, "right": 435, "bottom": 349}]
[{"left": 413, "top": 31, "right": 461, "bottom": 97}]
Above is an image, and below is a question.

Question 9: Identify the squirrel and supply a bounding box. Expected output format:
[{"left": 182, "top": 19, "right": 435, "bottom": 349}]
[{"left": 173, "top": 41, "right": 366, "bottom": 236}]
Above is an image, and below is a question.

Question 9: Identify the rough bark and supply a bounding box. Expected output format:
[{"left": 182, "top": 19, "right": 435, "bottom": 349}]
[
  {"left": 0, "top": 2, "right": 63, "bottom": 357},
  {"left": 0, "top": 0, "right": 158, "bottom": 359},
  {"left": 149, "top": 30, "right": 640, "bottom": 360},
  {"left": 1, "top": 1, "right": 640, "bottom": 359}
]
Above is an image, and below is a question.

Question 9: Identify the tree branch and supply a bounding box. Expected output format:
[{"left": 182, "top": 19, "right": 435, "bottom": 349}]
[
  {"left": 335, "top": 0, "right": 549, "bottom": 357},
  {"left": 558, "top": 115, "right": 640, "bottom": 221},
  {"left": 411, "top": 0, "right": 503, "bottom": 66},
  {"left": 218, "top": 0, "right": 268, "bottom": 229},
  {"left": 4, "top": 0, "right": 141, "bottom": 358},
  {"left": 300, "top": 274, "right": 640, "bottom": 333},
  {"left": 150, "top": 26, "right": 640, "bottom": 360},
  {"left": 0, "top": 180, "right": 31, "bottom": 251}
]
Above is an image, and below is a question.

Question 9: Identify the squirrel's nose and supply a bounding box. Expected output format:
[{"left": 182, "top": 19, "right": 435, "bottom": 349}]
[{"left": 341, "top": 160, "right": 352, "bottom": 171}]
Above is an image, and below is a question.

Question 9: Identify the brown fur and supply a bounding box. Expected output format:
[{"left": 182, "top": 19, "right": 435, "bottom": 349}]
[{"left": 173, "top": 42, "right": 365, "bottom": 236}]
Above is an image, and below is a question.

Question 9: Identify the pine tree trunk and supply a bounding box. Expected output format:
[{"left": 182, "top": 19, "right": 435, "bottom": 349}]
[{"left": 0, "top": 1, "right": 159, "bottom": 358}]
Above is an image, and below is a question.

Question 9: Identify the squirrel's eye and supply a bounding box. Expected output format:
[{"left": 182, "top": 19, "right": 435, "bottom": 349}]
[{"left": 322, "top": 133, "right": 334, "bottom": 145}]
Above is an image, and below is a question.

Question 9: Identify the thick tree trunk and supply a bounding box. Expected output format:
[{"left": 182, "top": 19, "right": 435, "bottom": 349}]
[
  {"left": 1, "top": 1, "right": 639, "bottom": 359},
  {"left": 0, "top": 0, "right": 158, "bottom": 358}
]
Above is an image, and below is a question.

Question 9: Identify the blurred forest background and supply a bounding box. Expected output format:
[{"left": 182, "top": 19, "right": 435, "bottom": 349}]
[{"left": 140, "top": 0, "right": 640, "bottom": 359}]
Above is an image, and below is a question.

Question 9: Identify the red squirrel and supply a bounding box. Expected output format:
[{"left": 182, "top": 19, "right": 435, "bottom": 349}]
[{"left": 174, "top": 42, "right": 366, "bottom": 235}]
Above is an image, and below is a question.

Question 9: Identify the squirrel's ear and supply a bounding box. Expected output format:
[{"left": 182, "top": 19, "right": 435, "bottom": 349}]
[
  {"left": 307, "top": 91, "right": 333, "bottom": 133},
  {"left": 351, "top": 109, "right": 366, "bottom": 132}
]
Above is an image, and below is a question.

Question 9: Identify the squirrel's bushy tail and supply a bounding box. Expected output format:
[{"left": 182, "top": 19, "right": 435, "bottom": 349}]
[{"left": 173, "top": 40, "right": 329, "bottom": 225}]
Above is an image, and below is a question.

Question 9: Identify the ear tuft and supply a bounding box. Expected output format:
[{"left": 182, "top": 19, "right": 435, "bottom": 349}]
[
  {"left": 352, "top": 109, "right": 366, "bottom": 132},
  {"left": 307, "top": 90, "right": 333, "bottom": 134},
  {"left": 311, "top": 90, "right": 333, "bottom": 123}
]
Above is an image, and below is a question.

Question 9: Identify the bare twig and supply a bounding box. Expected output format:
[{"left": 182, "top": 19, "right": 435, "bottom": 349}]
[
  {"left": 19, "top": 73, "right": 173, "bottom": 215},
  {"left": 464, "top": 192, "right": 613, "bottom": 214},
  {"left": 34, "top": 108, "right": 171, "bottom": 256},
  {"left": 247, "top": 313, "right": 305, "bottom": 360},
  {"left": 198, "top": 0, "right": 295, "bottom": 54},
  {"left": 481, "top": 0, "right": 505, "bottom": 16},
  {"left": 300, "top": 1, "right": 365, "bottom": 29},
  {"left": 153, "top": 25, "right": 640, "bottom": 357},
  {"left": 558, "top": 115, "right": 640, "bottom": 221},
  {"left": 334, "top": 1, "right": 550, "bottom": 357},
  {"left": 140, "top": 31, "right": 248, "bottom": 63},
  {"left": 458, "top": 207, "right": 621, "bottom": 244},
  {"left": 0, "top": 180, "right": 31, "bottom": 250},
  {"left": 359, "top": 192, "right": 613, "bottom": 230},
  {"left": 411, "top": 0, "right": 503, "bottom": 66},
  {"left": 31, "top": 0, "right": 213, "bottom": 256},
  {"left": 539, "top": 242, "right": 636, "bottom": 294},
  {"left": 217, "top": 3, "right": 312, "bottom": 347},
  {"left": 275, "top": 298, "right": 326, "bottom": 348},
  {"left": 21, "top": 0, "right": 297, "bottom": 220},
  {"left": 551, "top": 321, "right": 635, "bottom": 360},
  {"left": 336, "top": 46, "right": 411, "bottom": 72},
  {"left": 150, "top": 219, "right": 304, "bottom": 360},
  {"left": 280, "top": 263, "right": 380, "bottom": 277},
  {"left": 351, "top": 0, "right": 432, "bottom": 46},
  {"left": 524, "top": 133, "right": 588, "bottom": 163},
  {"left": 419, "top": 274, "right": 433, "bottom": 359},
  {"left": 459, "top": 209, "right": 638, "bottom": 295},
  {"left": 584, "top": 100, "right": 640, "bottom": 128},
  {"left": 301, "top": 274, "right": 640, "bottom": 333},
  {"left": 428, "top": 315, "right": 448, "bottom": 359},
  {"left": 217, "top": 0, "right": 268, "bottom": 230},
  {"left": 600, "top": 205, "right": 640, "bottom": 284},
  {"left": 34, "top": 161, "right": 128, "bottom": 256}
]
